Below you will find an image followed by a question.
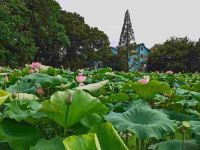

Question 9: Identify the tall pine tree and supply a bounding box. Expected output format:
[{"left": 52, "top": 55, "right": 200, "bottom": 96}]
[{"left": 118, "top": 10, "right": 135, "bottom": 72}]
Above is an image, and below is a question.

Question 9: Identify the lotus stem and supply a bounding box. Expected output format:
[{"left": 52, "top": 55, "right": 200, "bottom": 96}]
[
  {"left": 136, "top": 138, "right": 139, "bottom": 150},
  {"left": 182, "top": 133, "right": 184, "bottom": 150},
  {"left": 64, "top": 104, "right": 70, "bottom": 137},
  {"left": 141, "top": 140, "right": 146, "bottom": 150},
  {"left": 125, "top": 130, "right": 128, "bottom": 146}
]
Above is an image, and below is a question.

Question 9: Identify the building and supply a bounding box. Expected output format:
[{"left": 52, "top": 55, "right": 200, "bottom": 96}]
[{"left": 111, "top": 43, "right": 150, "bottom": 71}]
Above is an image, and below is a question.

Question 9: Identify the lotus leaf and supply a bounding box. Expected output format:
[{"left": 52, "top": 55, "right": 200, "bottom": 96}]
[
  {"left": 0, "top": 119, "right": 40, "bottom": 150},
  {"left": 0, "top": 90, "right": 9, "bottom": 105},
  {"left": 89, "top": 122, "right": 128, "bottom": 150},
  {"left": 40, "top": 89, "right": 107, "bottom": 128},
  {"left": 63, "top": 133, "right": 101, "bottom": 150},
  {"left": 30, "top": 136, "right": 65, "bottom": 150},
  {"left": 105, "top": 106, "right": 176, "bottom": 140}
]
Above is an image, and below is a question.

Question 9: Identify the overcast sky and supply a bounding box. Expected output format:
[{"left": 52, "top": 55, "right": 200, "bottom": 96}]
[{"left": 56, "top": 0, "right": 200, "bottom": 48}]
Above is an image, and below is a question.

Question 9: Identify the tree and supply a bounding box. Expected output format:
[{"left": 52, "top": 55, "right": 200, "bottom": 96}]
[
  {"left": 118, "top": 10, "right": 135, "bottom": 72},
  {"left": 24, "top": 0, "right": 69, "bottom": 67},
  {"left": 147, "top": 37, "right": 200, "bottom": 72},
  {"left": 0, "top": 0, "right": 37, "bottom": 67},
  {"left": 59, "top": 11, "right": 111, "bottom": 70}
]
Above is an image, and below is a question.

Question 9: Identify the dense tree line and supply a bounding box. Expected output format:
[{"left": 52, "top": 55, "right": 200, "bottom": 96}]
[
  {"left": 0, "top": 0, "right": 111, "bottom": 69},
  {"left": 147, "top": 37, "right": 200, "bottom": 73}
]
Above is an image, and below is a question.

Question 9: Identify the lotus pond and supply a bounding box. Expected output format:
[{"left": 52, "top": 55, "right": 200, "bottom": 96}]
[{"left": 0, "top": 64, "right": 200, "bottom": 150}]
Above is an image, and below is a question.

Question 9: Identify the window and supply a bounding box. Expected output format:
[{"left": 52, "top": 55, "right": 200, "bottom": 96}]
[
  {"left": 141, "top": 54, "right": 144, "bottom": 58},
  {"left": 141, "top": 46, "right": 143, "bottom": 50}
]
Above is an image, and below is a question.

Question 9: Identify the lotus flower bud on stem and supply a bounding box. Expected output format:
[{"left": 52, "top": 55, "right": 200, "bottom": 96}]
[
  {"left": 67, "top": 93, "right": 72, "bottom": 104},
  {"left": 36, "top": 87, "right": 45, "bottom": 95},
  {"left": 28, "top": 68, "right": 34, "bottom": 74},
  {"left": 4, "top": 76, "right": 9, "bottom": 83},
  {"left": 12, "top": 91, "right": 17, "bottom": 99},
  {"left": 60, "top": 83, "right": 65, "bottom": 89}
]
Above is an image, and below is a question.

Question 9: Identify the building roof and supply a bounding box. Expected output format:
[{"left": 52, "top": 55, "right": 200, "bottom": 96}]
[{"left": 110, "top": 43, "right": 150, "bottom": 53}]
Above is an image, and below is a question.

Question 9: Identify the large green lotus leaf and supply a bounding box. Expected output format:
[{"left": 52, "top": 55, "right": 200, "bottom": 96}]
[
  {"left": 188, "top": 121, "right": 200, "bottom": 142},
  {"left": 40, "top": 90, "right": 107, "bottom": 128},
  {"left": 69, "top": 114, "right": 104, "bottom": 134},
  {"left": 5, "top": 100, "right": 46, "bottom": 123},
  {"left": 89, "top": 122, "right": 128, "bottom": 150},
  {"left": 30, "top": 136, "right": 65, "bottom": 150},
  {"left": 20, "top": 73, "right": 67, "bottom": 86},
  {"left": 7, "top": 73, "right": 67, "bottom": 94},
  {"left": 63, "top": 133, "right": 101, "bottom": 150},
  {"left": 0, "top": 90, "right": 9, "bottom": 105},
  {"left": 76, "top": 80, "right": 109, "bottom": 93},
  {"left": 149, "top": 140, "right": 200, "bottom": 150},
  {"left": 105, "top": 107, "right": 176, "bottom": 140},
  {"left": 6, "top": 81, "right": 35, "bottom": 94},
  {"left": 0, "top": 119, "right": 40, "bottom": 150},
  {"left": 80, "top": 113, "right": 104, "bottom": 128},
  {"left": 124, "top": 80, "right": 171, "bottom": 100}
]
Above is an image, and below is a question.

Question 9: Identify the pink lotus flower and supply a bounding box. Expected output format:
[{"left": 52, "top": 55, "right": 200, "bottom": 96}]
[
  {"left": 166, "top": 70, "right": 173, "bottom": 74},
  {"left": 138, "top": 79, "right": 148, "bottom": 85},
  {"left": 76, "top": 73, "right": 86, "bottom": 83},
  {"left": 29, "top": 62, "right": 41, "bottom": 69},
  {"left": 36, "top": 87, "right": 44, "bottom": 95}
]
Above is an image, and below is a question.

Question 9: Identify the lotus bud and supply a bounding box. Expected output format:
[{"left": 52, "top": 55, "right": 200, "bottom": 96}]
[
  {"left": 60, "top": 83, "right": 65, "bottom": 89},
  {"left": 12, "top": 91, "right": 17, "bottom": 99},
  {"left": 17, "top": 80, "right": 21, "bottom": 85},
  {"left": 28, "top": 68, "right": 34, "bottom": 74},
  {"left": 166, "top": 70, "right": 173, "bottom": 74},
  {"left": 4, "top": 75, "right": 9, "bottom": 82},
  {"left": 36, "top": 87, "right": 44, "bottom": 95},
  {"left": 67, "top": 93, "right": 72, "bottom": 104},
  {"left": 78, "top": 83, "right": 85, "bottom": 87}
]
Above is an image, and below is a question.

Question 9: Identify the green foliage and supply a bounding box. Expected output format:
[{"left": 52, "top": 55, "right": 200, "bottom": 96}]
[
  {"left": 123, "top": 80, "right": 171, "bottom": 100},
  {"left": 0, "top": 0, "right": 37, "bottom": 67},
  {"left": 0, "top": 66, "right": 200, "bottom": 149},
  {"left": 5, "top": 100, "right": 46, "bottom": 123},
  {"left": 1, "top": 0, "right": 111, "bottom": 69},
  {"left": 105, "top": 106, "right": 176, "bottom": 140},
  {"left": 30, "top": 136, "right": 65, "bottom": 150},
  {"left": 89, "top": 122, "right": 128, "bottom": 150},
  {"left": 63, "top": 133, "right": 101, "bottom": 150},
  {"left": 40, "top": 90, "right": 107, "bottom": 128},
  {"left": 0, "top": 119, "right": 40, "bottom": 150},
  {"left": 7, "top": 73, "right": 67, "bottom": 94},
  {"left": 147, "top": 37, "right": 200, "bottom": 72},
  {"left": 0, "top": 90, "right": 9, "bottom": 105}
]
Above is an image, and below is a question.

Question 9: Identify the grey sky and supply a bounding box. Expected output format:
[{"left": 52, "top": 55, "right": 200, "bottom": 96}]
[{"left": 56, "top": 0, "right": 200, "bottom": 48}]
